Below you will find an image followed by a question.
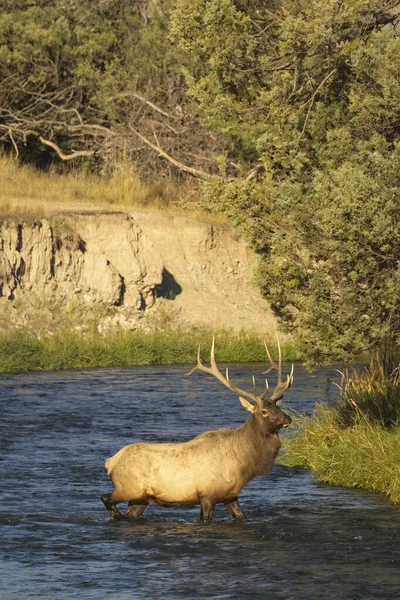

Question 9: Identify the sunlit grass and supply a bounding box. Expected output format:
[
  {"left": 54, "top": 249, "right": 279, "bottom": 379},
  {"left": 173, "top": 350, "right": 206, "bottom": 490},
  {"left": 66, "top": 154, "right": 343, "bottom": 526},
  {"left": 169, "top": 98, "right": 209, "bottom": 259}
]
[
  {"left": 0, "top": 328, "right": 299, "bottom": 373},
  {"left": 0, "top": 154, "right": 222, "bottom": 222},
  {"left": 280, "top": 357, "right": 400, "bottom": 504},
  {"left": 280, "top": 406, "right": 400, "bottom": 503},
  {"left": 334, "top": 357, "right": 400, "bottom": 429}
]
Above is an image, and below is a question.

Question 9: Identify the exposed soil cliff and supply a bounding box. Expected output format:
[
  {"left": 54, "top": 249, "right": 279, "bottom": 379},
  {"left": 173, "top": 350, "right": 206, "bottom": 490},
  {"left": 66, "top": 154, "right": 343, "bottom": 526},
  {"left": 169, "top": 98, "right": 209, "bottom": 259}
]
[{"left": 0, "top": 210, "right": 274, "bottom": 333}]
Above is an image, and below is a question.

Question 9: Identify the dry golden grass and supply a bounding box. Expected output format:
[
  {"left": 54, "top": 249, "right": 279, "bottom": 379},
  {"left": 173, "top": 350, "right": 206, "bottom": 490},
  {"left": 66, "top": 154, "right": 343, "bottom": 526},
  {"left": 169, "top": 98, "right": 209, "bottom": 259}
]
[{"left": 0, "top": 154, "right": 224, "bottom": 223}]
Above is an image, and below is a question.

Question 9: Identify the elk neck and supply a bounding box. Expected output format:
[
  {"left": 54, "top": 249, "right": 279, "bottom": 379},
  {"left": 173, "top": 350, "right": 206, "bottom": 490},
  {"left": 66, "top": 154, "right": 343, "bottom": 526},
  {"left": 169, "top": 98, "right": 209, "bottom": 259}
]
[{"left": 234, "top": 414, "right": 282, "bottom": 477}]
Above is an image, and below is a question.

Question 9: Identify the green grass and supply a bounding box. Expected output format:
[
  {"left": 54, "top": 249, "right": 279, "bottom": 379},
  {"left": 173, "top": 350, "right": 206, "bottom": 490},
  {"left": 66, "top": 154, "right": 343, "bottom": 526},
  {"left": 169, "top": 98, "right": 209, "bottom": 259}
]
[
  {"left": 0, "top": 328, "right": 298, "bottom": 373},
  {"left": 280, "top": 406, "right": 400, "bottom": 503},
  {"left": 280, "top": 357, "right": 400, "bottom": 504}
]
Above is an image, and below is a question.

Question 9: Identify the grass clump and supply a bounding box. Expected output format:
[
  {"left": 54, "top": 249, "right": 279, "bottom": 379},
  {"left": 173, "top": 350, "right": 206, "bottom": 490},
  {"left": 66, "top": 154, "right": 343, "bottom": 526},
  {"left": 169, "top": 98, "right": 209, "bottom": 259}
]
[
  {"left": 334, "top": 357, "right": 400, "bottom": 429},
  {"left": 280, "top": 406, "right": 400, "bottom": 503},
  {"left": 280, "top": 358, "right": 400, "bottom": 504},
  {"left": 0, "top": 328, "right": 298, "bottom": 373}
]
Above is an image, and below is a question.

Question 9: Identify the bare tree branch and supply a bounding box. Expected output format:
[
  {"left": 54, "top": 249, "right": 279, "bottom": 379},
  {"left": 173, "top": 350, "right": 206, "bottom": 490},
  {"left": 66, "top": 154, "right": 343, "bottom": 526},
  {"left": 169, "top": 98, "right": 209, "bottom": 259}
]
[
  {"left": 130, "top": 127, "right": 213, "bottom": 181},
  {"left": 300, "top": 69, "right": 336, "bottom": 135},
  {"left": 109, "top": 92, "right": 173, "bottom": 119},
  {"left": 35, "top": 134, "right": 94, "bottom": 160},
  {"left": 0, "top": 124, "right": 95, "bottom": 160},
  {"left": 8, "top": 128, "right": 19, "bottom": 159}
]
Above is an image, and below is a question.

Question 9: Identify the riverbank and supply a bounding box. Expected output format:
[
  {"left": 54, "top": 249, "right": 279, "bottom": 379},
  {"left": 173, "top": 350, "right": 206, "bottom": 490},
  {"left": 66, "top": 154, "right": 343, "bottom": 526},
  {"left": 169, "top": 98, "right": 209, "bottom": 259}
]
[
  {"left": 0, "top": 328, "right": 298, "bottom": 373},
  {"left": 280, "top": 405, "right": 400, "bottom": 504},
  {"left": 0, "top": 195, "right": 275, "bottom": 338}
]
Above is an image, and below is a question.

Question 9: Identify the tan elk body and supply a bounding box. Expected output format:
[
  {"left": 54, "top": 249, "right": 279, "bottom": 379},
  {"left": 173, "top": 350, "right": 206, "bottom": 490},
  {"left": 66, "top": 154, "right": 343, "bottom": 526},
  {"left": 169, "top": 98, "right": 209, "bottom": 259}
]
[{"left": 101, "top": 338, "right": 293, "bottom": 522}]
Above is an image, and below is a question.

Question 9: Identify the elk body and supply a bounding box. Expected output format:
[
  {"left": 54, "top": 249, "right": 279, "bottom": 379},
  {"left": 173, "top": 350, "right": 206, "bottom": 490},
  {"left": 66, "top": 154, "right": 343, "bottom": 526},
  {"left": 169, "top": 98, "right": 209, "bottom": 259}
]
[{"left": 101, "top": 338, "right": 293, "bottom": 523}]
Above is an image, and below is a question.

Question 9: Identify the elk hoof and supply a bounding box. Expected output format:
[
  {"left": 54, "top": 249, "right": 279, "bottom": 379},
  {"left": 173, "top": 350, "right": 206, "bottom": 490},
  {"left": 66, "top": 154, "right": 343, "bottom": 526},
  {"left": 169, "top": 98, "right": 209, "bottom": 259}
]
[
  {"left": 110, "top": 512, "right": 126, "bottom": 521},
  {"left": 101, "top": 493, "right": 125, "bottom": 520}
]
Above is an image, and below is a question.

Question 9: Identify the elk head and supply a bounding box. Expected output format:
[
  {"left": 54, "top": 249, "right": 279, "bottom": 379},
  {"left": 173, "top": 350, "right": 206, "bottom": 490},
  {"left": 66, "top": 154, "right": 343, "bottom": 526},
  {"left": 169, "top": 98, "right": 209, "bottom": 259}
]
[{"left": 187, "top": 335, "right": 293, "bottom": 434}]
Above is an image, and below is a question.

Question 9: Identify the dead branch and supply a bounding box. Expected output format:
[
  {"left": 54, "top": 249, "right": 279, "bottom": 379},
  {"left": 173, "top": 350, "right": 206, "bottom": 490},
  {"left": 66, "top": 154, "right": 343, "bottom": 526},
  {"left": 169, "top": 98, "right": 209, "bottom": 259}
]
[
  {"left": 265, "top": 8, "right": 283, "bottom": 22},
  {"left": 300, "top": 69, "right": 336, "bottom": 135},
  {"left": 8, "top": 128, "right": 19, "bottom": 159},
  {"left": 244, "top": 163, "right": 266, "bottom": 182},
  {"left": 35, "top": 134, "right": 94, "bottom": 160},
  {"left": 130, "top": 127, "right": 213, "bottom": 181},
  {"left": 0, "top": 124, "right": 95, "bottom": 160},
  {"left": 109, "top": 92, "right": 173, "bottom": 119}
]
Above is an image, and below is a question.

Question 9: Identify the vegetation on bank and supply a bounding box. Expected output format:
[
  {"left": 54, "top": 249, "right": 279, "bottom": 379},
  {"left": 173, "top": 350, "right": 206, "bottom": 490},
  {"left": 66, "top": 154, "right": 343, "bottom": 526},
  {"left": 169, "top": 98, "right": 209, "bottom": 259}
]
[
  {"left": 0, "top": 154, "right": 213, "bottom": 221},
  {"left": 281, "top": 410, "right": 400, "bottom": 504},
  {"left": 280, "top": 360, "right": 400, "bottom": 504},
  {"left": 0, "top": 328, "right": 298, "bottom": 373}
]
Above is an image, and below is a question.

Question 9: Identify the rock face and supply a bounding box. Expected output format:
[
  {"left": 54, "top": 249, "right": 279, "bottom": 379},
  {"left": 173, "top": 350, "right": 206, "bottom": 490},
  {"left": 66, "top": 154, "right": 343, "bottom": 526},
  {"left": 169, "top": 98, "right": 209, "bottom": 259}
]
[{"left": 0, "top": 211, "right": 274, "bottom": 333}]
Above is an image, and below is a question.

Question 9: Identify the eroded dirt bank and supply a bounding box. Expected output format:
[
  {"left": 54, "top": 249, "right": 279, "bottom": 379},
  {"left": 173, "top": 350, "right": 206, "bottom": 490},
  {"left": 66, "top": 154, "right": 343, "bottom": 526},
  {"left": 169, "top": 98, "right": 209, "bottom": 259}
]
[{"left": 0, "top": 210, "right": 274, "bottom": 333}]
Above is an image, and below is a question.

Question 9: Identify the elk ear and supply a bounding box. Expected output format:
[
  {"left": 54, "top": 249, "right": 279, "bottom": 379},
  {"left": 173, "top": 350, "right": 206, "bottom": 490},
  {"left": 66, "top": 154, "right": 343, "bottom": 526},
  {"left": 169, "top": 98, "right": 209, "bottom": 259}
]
[{"left": 239, "top": 397, "right": 255, "bottom": 413}]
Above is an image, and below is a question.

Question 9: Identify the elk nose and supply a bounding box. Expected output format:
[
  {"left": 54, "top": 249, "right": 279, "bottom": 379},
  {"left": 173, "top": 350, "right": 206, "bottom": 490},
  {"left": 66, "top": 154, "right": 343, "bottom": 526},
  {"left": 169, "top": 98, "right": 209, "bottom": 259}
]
[{"left": 282, "top": 413, "right": 292, "bottom": 426}]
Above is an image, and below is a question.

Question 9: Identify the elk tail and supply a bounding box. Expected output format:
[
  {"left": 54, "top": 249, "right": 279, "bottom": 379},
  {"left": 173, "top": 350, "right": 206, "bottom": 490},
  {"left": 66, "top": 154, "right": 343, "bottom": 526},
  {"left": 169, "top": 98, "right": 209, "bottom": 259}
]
[
  {"left": 104, "top": 450, "right": 124, "bottom": 476},
  {"left": 104, "top": 456, "right": 113, "bottom": 476}
]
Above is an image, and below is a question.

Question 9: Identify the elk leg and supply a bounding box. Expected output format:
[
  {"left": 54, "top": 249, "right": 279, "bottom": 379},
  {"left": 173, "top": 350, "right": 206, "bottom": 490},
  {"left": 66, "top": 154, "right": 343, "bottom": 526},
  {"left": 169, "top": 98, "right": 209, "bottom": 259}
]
[
  {"left": 224, "top": 498, "right": 245, "bottom": 521},
  {"left": 199, "top": 497, "right": 215, "bottom": 523},
  {"left": 126, "top": 502, "right": 148, "bottom": 520},
  {"left": 101, "top": 493, "right": 125, "bottom": 520}
]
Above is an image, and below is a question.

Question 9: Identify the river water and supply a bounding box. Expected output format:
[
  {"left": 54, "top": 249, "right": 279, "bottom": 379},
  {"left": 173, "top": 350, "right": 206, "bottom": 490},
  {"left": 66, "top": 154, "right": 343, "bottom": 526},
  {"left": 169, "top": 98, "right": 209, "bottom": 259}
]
[{"left": 0, "top": 363, "right": 399, "bottom": 599}]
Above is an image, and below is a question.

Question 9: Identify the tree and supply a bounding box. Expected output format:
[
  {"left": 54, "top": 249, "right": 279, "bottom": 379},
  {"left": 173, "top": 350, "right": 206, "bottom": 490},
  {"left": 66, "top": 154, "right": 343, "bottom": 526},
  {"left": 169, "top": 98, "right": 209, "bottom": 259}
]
[
  {"left": 0, "top": 0, "right": 118, "bottom": 162},
  {"left": 170, "top": 0, "right": 400, "bottom": 366},
  {"left": 0, "top": 0, "right": 221, "bottom": 177}
]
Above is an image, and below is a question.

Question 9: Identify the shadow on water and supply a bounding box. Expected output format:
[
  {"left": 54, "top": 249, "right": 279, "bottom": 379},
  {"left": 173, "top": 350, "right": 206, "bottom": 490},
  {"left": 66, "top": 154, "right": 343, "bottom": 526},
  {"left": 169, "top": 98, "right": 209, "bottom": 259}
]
[{"left": 0, "top": 364, "right": 399, "bottom": 599}]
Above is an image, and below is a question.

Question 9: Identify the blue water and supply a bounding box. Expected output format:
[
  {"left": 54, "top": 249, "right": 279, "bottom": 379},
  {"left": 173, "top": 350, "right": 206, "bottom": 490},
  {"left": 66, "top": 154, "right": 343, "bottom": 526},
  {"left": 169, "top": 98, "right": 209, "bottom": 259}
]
[{"left": 0, "top": 363, "right": 398, "bottom": 599}]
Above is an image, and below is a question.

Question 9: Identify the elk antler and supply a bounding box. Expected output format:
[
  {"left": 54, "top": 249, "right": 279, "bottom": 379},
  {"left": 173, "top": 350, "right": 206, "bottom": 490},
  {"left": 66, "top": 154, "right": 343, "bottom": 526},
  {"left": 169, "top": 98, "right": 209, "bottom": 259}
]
[
  {"left": 263, "top": 334, "right": 294, "bottom": 401},
  {"left": 187, "top": 337, "right": 264, "bottom": 407},
  {"left": 187, "top": 336, "right": 294, "bottom": 406}
]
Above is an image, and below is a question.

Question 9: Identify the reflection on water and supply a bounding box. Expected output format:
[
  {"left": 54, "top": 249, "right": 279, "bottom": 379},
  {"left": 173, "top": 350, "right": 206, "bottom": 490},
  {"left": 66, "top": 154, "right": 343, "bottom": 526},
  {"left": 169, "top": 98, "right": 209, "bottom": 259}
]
[{"left": 0, "top": 364, "right": 399, "bottom": 599}]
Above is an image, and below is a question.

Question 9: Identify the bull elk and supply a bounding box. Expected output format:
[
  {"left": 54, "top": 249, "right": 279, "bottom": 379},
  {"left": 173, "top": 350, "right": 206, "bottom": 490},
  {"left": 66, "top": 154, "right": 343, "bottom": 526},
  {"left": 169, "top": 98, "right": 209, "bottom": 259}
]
[{"left": 101, "top": 337, "right": 293, "bottom": 523}]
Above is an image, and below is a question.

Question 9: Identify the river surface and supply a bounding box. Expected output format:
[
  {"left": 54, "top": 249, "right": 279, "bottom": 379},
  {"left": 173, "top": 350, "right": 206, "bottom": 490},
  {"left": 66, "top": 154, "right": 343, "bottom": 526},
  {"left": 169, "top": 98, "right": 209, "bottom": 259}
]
[{"left": 0, "top": 363, "right": 399, "bottom": 600}]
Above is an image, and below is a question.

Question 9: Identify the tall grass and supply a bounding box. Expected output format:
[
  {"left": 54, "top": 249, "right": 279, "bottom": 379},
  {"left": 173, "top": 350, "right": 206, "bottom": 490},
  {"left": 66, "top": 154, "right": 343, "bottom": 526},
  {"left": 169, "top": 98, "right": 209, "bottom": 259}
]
[
  {"left": 334, "top": 357, "right": 400, "bottom": 429},
  {"left": 280, "top": 358, "right": 400, "bottom": 504},
  {"left": 280, "top": 406, "right": 400, "bottom": 504},
  {"left": 0, "top": 154, "right": 217, "bottom": 221},
  {"left": 0, "top": 328, "right": 298, "bottom": 373}
]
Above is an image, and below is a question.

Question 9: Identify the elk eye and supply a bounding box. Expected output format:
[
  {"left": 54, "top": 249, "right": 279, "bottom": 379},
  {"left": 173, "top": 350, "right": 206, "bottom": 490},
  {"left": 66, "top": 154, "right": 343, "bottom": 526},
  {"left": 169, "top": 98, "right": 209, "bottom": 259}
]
[{"left": 261, "top": 409, "right": 269, "bottom": 417}]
